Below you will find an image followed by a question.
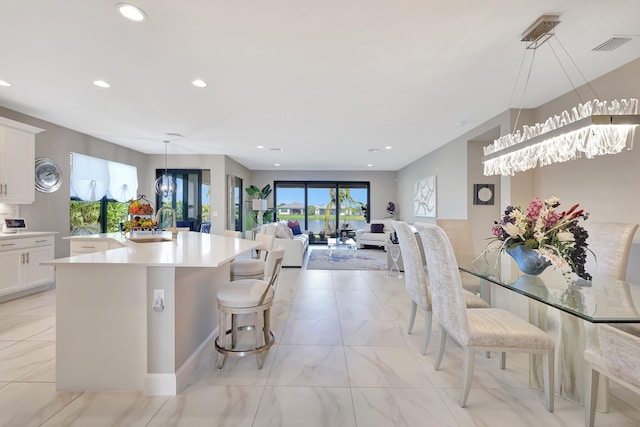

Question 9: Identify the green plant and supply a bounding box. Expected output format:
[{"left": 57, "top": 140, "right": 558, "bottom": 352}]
[{"left": 245, "top": 184, "right": 275, "bottom": 226}]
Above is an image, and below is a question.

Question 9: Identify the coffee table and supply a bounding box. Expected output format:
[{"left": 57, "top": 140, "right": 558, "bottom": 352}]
[{"left": 327, "top": 237, "right": 357, "bottom": 257}]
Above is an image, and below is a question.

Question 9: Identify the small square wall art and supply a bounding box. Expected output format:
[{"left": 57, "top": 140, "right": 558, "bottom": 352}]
[{"left": 414, "top": 175, "right": 436, "bottom": 217}]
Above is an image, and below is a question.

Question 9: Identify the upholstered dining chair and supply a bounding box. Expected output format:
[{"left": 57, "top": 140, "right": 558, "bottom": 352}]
[
  {"left": 584, "top": 324, "right": 640, "bottom": 427},
  {"left": 415, "top": 222, "right": 554, "bottom": 410},
  {"left": 584, "top": 223, "right": 638, "bottom": 280},
  {"left": 230, "top": 233, "right": 275, "bottom": 281},
  {"left": 216, "top": 246, "right": 285, "bottom": 369},
  {"left": 392, "top": 221, "right": 488, "bottom": 355},
  {"left": 436, "top": 219, "right": 481, "bottom": 295}
]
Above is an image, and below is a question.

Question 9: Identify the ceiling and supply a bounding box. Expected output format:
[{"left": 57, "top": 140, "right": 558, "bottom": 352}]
[{"left": 1, "top": 1, "right": 639, "bottom": 171}]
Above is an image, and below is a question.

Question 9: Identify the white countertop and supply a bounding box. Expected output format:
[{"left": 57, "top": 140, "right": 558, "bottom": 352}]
[
  {"left": 49, "top": 232, "right": 258, "bottom": 267},
  {"left": 63, "top": 232, "right": 128, "bottom": 245},
  {"left": 0, "top": 231, "right": 57, "bottom": 240}
]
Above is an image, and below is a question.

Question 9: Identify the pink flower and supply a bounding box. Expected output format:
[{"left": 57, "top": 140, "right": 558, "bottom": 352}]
[{"left": 526, "top": 198, "right": 544, "bottom": 221}]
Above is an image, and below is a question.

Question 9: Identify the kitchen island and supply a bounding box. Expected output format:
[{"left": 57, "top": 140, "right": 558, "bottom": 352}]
[{"left": 46, "top": 232, "right": 257, "bottom": 395}]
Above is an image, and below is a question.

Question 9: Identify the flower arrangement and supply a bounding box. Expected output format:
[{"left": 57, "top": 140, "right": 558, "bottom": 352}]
[{"left": 489, "top": 196, "right": 592, "bottom": 281}]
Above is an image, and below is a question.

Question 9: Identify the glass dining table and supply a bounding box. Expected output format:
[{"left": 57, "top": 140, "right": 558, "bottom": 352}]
[{"left": 459, "top": 257, "right": 640, "bottom": 409}]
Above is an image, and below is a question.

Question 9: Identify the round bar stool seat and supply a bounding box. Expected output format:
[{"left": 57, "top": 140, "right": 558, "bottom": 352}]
[
  {"left": 230, "top": 234, "right": 275, "bottom": 281},
  {"left": 215, "top": 247, "right": 285, "bottom": 369}
]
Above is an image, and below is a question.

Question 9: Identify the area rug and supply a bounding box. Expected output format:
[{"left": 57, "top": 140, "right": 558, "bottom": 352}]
[{"left": 306, "top": 248, "right": 388, "bottom": 270}]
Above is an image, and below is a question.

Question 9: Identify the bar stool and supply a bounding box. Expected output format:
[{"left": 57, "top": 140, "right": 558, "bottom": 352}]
[
  {"left": 215, "top": 246, "right": 285, "bottom": 369},
  {"left": 230, "top": 233, "right": 275, "bottom": 281}
]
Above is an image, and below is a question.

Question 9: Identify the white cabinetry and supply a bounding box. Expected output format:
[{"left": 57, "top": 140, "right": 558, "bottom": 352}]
[
  {"left": 0, "top": 117, "right": 45, "bottom": 204},
  {"left": 69, "top": 239, "right": 123, "bottom": 256},
  {"left": 0, "top": 234, "right": 55, "bottom": 297}
]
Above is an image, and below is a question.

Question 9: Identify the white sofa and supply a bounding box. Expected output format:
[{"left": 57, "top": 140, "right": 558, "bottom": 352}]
[
  {"left": 259, "top": 222, "right": 309, "bottom": 267},
  {"left": 355, "top": 219, "right": 394, "bottom": 249}
]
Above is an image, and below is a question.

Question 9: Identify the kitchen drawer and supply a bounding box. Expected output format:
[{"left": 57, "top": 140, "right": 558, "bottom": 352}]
[
  {"left": 0, "top": 235, "right": 55, "bottom": 251},
  {"left": 70, "top": 241, "right": 110, "bottom": 255}
]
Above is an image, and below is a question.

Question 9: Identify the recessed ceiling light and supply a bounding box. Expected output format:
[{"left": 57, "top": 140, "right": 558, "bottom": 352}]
[
  {"left": 274, "top": 163, "right": 281, "bottom": 167},
  {"left": 116, "top": 3, "right": 147, "bottom": 22},
  {"left": 270, "top": 148, "right": 283, "bottom": 152},
  {"left": 0, "top": 80, "right": 11, "bottom": 87},
  {"left": 192, "top": 79, "right": 207, "bottom": 88},
  {"left": 367, "top": 164, "right": 374, "bottom": 167},
  {"left": 384, "top": 146, "right": 392, "bottom": 150},
  {"left": 93, "top": 80, "right": 111, "bottom": 88},
  {"left": 257, "top": 145, "right": 264, "bottom": 149}
]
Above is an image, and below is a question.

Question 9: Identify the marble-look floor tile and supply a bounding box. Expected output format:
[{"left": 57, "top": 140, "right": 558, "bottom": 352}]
[
  {"left": 337, "top": 300, "right": 393, "bottom": 320},
  {"left": 267, "top": 345, "right": 349, "bottom": 387},
  {"left": 0, "top": 382, "right": 79, "bottom": 426},
  {"left": 26, "top": 325, "right": 56, "bottom": 341},
  {"left": 293, "top": 289, "right": 336, "bottom": 304},
  {"left": 148, "top": 384, "right": 263, "bottom": 427},
  {"left": 191, "top": 344, "right": 277, "bottom": 386},
  {"left": 0, "top": 340, "right": 18, "bottom": 351},
  {"left": 345, "top": 346, "right": 434, "bottom": 388},
  {"left": 351, "top": 387, "right": 460, "bottom": 427},
  {"left": 0, "top": 341, "right": 55, "bottom": 381},
  {"left": 42, "top": 391, "right": 167, "bottom": 427},
  {"left": 16, "top": 359, "right": 56, "bottom": 382},
  {"left": 0, "top": 290, "right": 56, "bottom": 316},
  {"left": 0, "top": 315, "right": 56, "bottom": 340},
  {"left": 341, "top": 320, "right": 419, "bottom": 347},
  {"left": 334, "top": 289, "right": 378, "bottom": 302},
  {"left": 287, "top": 301, "right": 339, "bottom": 320},
  {"left": 280, "top": 318, "right": 343, "bottom": 345},
  {"left": 253, "top": 386, "right": 356, "bottom": 427}
]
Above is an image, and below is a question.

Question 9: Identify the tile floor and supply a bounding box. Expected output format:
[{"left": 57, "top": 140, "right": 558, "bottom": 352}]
[{"left": 1, "top": 263, "right": 639, "bottom": 426}]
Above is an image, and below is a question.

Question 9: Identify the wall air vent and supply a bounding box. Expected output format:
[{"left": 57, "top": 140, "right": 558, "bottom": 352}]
[{"left": 592, "top": 37, "right": 631, "bottom": 51}]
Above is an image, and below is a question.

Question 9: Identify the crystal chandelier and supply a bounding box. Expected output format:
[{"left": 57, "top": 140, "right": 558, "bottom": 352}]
[
  {"left": 154, "top": 140, "right": 176, "bottom": 197},
  {"left": 482, "top": 16, "right": 640, "bottom": 176}
]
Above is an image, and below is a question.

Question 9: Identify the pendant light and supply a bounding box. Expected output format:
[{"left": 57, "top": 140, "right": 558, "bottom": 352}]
[{"left": 154, "top": 140, "right": 176, "bottom": 197}]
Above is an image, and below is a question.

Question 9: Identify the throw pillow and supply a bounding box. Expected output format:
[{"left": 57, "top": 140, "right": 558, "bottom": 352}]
[
  {"left": 370, "top": 223, "right": 385, "bottom": 233},
  {"left": 291, "top": 224, "right": 302, "bottom": 235},
  {"left": 276, "top": 222, "right": 293, "bottom": 239},
  {"left": 287, "top": 220, "right": 300, "bottom": 229}
]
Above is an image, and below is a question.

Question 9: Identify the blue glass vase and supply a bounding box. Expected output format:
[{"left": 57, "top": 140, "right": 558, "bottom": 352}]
[{"left": 505, "top": 245, "right": 551, "bottom": 276}]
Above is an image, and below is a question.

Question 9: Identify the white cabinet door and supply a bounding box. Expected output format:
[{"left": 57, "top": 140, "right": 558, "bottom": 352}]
[
  {"left": 0, "top": 118, "right": 44, "bottom": 204},
  {"left": 23, "top": 245, "right": 55, "bottom": 288},
  {"left": 1, "top": 127, "right": 35, "bottom": 203},
  {"left": 0, "top": 249, "right": 22, "bottom": 293}
]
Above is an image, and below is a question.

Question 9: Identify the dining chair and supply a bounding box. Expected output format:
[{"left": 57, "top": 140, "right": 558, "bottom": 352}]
[
  {"left": 584, "top": 222, "right": 638, "bottom": 280},
  {"left": 415, "top": 222, "right": 554, "bottom": 410},
  {"left": 215, "top": 246, "right": 285, "bottom": 369},
  {"left": 223, "top": 229, "right": 242, "bottom": 238},
  {"left": 436, "top": 219, "right": 481, "bottom": 295},
  {"left": 199, "top": 222, "right": 212, "bottom": 233},
  {"left": 230, "top": 233, "right": 275, "bottom": 281},
  {"left": 584, "top": 324, "right": 640, "bottom": 426},
  {"left": 392, "top": 221, "right": 488, "bottom": 355}
]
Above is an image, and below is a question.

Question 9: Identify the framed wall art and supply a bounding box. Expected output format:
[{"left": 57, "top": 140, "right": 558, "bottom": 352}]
[
  {"left": 414, "top": 175, "right": 436, "bottom": 217},
  {"left": 473, "top": 183, "right": 495, "bottom": 205}
]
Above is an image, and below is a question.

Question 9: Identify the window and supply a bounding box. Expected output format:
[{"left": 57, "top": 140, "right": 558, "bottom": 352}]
[
  {"left": 274, "top": 181, "right": 369, "bottom": 243},
  {"left": 155, "top": 169, "right": 208, "bottom": 231},
  {"left": 69, "top": 153, "right": 137, "bottom": 235}
]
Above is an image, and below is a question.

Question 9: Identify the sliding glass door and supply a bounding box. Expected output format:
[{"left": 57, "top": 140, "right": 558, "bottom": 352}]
[{"left": 274, "top": 181, "right": 369, "bottom": 244}]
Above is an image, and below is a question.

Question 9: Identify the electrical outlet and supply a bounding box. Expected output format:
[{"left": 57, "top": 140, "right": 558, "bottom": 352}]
[{"left": 153, "top": 289, "right": 165, "bottom": 312}]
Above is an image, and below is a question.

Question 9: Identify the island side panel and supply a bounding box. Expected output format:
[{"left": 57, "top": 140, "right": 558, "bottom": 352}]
[
  {"left": 145, "top": 266, "right": 177, "bottom": 395},
  {"left": 174, "top": 264, "right": 230, "bottom": 381},
  {"left": 56, "top": 264, "right": 147, "bottom": 391}
]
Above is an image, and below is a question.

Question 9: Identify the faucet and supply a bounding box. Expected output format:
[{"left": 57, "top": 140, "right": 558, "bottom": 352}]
[{"left": 156, "top": 206, "right": 178, "bottom": 239}]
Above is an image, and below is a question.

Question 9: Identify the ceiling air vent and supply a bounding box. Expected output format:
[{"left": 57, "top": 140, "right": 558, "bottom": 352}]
[{"left": 592, "top": 37, "right": 631, "bottom": 52}]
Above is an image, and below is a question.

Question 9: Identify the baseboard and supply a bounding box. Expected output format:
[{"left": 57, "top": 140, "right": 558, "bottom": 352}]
[
  {"left": 143, "top": 327, "right": 217, "bottom": 395},
  {"left": 0, "top": 283, "right": 54, "bottom": 303}
]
